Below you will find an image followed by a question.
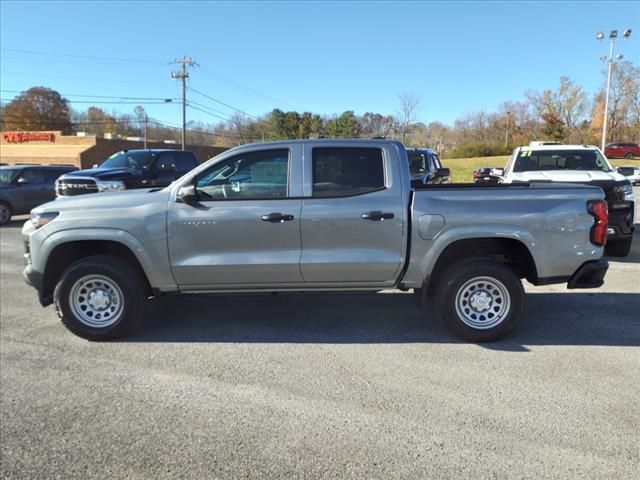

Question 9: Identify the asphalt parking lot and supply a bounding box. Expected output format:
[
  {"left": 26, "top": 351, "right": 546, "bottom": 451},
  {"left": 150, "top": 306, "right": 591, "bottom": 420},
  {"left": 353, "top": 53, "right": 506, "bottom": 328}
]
[{"left": 1, "top": 192, "right": 639, "bottom": 479}]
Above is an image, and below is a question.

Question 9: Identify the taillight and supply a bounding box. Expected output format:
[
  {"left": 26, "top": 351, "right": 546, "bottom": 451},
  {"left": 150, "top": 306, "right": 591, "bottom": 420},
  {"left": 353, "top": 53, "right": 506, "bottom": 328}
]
[{"left": 587, "top": 200, "right": 608, "bottom": 246}]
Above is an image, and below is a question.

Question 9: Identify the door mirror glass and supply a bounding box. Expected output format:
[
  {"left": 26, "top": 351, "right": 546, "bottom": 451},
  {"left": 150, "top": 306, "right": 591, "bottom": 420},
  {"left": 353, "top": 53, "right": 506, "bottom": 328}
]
[{"left": 436, "top": 167, "right": 450, "bottom": 177}]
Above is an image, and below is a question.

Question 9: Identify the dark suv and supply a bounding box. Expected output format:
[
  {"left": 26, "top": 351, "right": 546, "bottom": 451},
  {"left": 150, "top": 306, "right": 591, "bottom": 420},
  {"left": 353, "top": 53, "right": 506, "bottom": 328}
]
[
  {"left": 55, "top": 149, "right": 199, "bottom": 196},
  {"left": 604, "top": 142, "right": 640, "bottom": 159},
  {"left": 0, "top": 165, "right": 78, "bottom": 225},
  {"left": 405, "top": 148, "right": 450, "bottom": 185}
]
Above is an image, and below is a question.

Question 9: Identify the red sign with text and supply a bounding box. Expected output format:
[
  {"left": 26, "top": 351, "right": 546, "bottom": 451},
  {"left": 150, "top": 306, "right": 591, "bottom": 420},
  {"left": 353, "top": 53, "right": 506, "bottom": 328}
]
[{"left": 2, "top": 131, "right": 55, "bottom": 143}]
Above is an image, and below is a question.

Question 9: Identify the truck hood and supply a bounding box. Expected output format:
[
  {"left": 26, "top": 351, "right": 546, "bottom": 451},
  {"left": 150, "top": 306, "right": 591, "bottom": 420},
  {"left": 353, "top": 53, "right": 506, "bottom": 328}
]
[
  {"left": 509, "top": 170, "right": 626, "bottom": 183},
  {"left": 60, "top": 167, "right": 143, "bottom": 181},
  {"left": 33, "top": 187, "right": 171, "bottom": 214}
]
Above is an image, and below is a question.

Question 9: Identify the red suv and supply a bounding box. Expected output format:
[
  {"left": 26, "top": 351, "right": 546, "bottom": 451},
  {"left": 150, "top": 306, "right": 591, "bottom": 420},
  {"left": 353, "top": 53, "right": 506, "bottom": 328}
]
[{"left": 604, "top": 142, "right": 640, "bottom": 159}]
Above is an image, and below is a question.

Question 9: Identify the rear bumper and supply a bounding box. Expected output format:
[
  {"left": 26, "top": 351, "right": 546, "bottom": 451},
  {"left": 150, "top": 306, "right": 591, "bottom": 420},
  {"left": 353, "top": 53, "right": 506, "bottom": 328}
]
[{"left": 567, "top": 259, "right": 609, "bottom": 289}]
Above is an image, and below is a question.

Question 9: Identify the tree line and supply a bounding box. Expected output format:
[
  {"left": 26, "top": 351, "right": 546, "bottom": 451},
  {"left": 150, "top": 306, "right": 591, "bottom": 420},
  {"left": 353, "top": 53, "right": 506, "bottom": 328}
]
[{"left": 1, "top": 61, "right": 638, "bottom": 157}]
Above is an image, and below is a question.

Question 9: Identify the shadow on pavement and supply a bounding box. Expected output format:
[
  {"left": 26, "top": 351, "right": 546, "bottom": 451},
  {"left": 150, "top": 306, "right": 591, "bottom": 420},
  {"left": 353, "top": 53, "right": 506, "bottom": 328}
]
[{"left": 128, "top": 291, "right": 640, "bottom": 350}]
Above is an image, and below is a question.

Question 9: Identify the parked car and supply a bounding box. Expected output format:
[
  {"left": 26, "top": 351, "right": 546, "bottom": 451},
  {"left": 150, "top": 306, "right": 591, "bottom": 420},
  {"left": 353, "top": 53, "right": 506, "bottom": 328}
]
[
  {"left": 405, "top": 148, "right": 450, "bottom": 185},
  {"left": 617, "top": 165, "right": 640, "bottom": 185},
  {"left": 497, "top": 144, "right": 635, "bottom": 257},
  {"left": 23, "top": 139, "right": 609, "bottom": 343},
  {"left": 55, "top": 149, "right": 199, "bottom": 196},
  {"left": 473, "top": 167, "right": 503, "bottom": 184},
  {"left": 0, "top": 165, "right": 77, "bottom": 225},
  {"left": 604, "top": 142, "right": 640, "bottom": 159}
]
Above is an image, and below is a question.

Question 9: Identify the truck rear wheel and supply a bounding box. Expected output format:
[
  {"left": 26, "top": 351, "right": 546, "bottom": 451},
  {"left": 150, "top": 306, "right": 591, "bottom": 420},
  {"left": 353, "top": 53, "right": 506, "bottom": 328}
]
[
  {"left": 434, "top": 259, "right": 524, "bottom": 342},
  {"left": 54, "top": 255, "right": 144, "bottom": 340}
]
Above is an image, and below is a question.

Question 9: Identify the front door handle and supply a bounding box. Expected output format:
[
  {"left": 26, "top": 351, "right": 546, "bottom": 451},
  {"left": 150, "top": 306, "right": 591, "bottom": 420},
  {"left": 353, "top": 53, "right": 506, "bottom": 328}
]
[
  {"left": 361, "top": 211, "right": 394, "bottom": 221},
  {"left": 261, "top": 212, "right": 294, "bottom": 223}
]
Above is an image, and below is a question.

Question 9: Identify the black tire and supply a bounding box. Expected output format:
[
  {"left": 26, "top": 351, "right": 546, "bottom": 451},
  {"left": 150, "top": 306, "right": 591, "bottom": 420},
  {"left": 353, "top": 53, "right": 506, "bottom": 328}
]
[
  {"left": 434, "top": 259, "right": 524, "bottom": 342},
  {"left": 605, "top": 237, "right": 633, "bottom": 257},
  {"left": 54, "top": 255, "right": 145, "bottom": 340},
  {"left": 625, "top": 152, "right": 634, "bottom": 159},
  {"left": 0, "top": 201, "right": 12, "bottom": 225}
]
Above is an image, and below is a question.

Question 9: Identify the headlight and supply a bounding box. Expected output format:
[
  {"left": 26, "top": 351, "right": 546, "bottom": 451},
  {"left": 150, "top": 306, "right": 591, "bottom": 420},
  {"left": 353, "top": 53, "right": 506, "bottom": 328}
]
[
  {"left": 31, "top": 211, "right": 59, "bottom": 229},
  {"left": 96, "top": 180, "right": 125, "bottom": 192}
]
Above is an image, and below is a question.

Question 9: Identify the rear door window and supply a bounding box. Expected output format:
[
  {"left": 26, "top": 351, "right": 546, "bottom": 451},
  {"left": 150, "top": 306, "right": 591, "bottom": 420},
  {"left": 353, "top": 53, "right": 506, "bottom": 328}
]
[{"left": 312, "top": 147, "right": 385, "bottom": 197}]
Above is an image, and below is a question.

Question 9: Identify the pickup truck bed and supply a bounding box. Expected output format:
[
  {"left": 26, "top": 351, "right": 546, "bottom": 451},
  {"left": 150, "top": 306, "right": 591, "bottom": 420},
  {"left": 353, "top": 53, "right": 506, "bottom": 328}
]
[{"left": 23, "top": 139, "right": 609, "bottom": 342}]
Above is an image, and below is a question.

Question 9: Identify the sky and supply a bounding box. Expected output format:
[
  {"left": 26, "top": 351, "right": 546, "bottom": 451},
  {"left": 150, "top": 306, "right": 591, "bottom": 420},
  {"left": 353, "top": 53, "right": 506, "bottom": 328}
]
[{"left": 1, "top": 0, "right": 639, "bottom": 128}]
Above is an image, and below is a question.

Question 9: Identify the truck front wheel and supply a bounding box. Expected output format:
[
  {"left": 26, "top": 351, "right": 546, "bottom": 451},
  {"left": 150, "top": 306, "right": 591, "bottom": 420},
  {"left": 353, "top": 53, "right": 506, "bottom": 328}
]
[
  {"left": 434, "top": 259, "right": 524, "bottom": 342},
  {"left": 54, "top": 255, "right": 144, "bottom": 340}
]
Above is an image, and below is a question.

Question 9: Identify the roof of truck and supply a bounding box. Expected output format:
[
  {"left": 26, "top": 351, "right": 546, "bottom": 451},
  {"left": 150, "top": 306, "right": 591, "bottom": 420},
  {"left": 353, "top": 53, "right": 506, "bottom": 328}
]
[{"left": 518, "top": 144, "right": 599, "bottom": 152}]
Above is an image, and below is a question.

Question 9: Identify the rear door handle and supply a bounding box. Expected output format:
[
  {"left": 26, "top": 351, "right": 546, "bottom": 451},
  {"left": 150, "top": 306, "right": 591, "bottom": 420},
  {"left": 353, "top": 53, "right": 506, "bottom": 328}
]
[
  {"left": 261, "top": 212, "right": 294, "bottom": 223},
  {"left": 361, "top": 211, "right": 394, "bottom": 221}
]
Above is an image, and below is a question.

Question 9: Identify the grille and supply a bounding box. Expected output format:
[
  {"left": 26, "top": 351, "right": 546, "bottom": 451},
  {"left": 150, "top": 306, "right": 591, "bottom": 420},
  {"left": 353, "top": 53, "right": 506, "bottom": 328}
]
[{"left": 56, "top": 178, "right": 98, "bottom": 196}]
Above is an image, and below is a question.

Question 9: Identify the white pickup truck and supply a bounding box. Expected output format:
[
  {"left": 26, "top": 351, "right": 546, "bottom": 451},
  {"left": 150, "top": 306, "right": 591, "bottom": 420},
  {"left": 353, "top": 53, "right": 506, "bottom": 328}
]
[{"left": 495, "top": 144, "right": 635, "bottom": 257}]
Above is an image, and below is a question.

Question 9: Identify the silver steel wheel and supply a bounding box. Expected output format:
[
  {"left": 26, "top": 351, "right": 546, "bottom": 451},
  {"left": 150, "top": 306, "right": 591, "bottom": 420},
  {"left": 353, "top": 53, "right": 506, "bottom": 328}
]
[
  {"left": 68, "top": 274, "right": 125, "bottom": 328},
  {"left": 455, "top": 276, "right": 511, "bottom": 330},
  {"left": 0, "top": 204, "right": 10, "bottom": 224}
]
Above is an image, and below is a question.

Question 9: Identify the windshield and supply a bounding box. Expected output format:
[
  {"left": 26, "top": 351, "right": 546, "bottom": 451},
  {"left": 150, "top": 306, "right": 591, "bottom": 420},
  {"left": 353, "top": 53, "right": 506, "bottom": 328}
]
[
  {"left": 100, "top": 151, "right": 155, "bottom": 170},
  {"left": 407, "top": 151, "right": 427, "bottom": 177},
  {"left": 0, "top": 168, "right": 21, "bottom": 185},
  {"left": 513, "top": 149, "right": 612, "bottom": 173}
]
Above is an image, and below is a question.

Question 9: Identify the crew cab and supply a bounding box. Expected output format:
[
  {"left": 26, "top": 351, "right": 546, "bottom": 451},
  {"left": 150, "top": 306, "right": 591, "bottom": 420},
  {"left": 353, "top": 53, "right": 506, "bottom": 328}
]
[
  {"left": 23, "top": 140, "right": 610, "bottom": 342},
  {"left": 496, "top": 144, "right": 635, "bottom": 257},
  {"left": 55, "top": 149, "right": 199, "bottom": 196}
]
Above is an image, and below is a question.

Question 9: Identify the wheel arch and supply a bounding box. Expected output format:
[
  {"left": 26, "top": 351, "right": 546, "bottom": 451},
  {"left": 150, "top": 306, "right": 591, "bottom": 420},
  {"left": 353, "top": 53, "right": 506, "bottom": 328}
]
[
  {"left": 424, "top": 236, "right": 538, "bottom": 294},
  {"left": 41, "top": 239, "right": 153, "bottom": 305}
]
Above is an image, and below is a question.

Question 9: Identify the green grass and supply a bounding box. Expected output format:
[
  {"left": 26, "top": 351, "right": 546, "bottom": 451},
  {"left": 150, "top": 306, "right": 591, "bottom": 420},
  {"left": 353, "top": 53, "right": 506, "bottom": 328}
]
[
  {"left": 442, "top": 156, "right": 640, "bottom": 183},
  {"left": 442, "top": 155, "right": 510, "bottom": 183}
]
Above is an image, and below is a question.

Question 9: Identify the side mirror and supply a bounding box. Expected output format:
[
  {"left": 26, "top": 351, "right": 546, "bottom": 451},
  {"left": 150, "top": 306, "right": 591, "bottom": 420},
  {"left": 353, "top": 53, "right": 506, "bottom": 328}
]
[
  {"left": 491, "top": 168, "right": 505, "bottom": 176},
  {"left": 617, "top": 166, "right": 634, "bottom": 176},
  {"left": 176, "top": 184, "right": 198, "bottom": 205},
  {"left": 92, "top": 164, "right": 99, "bottom": 169},
  {"left": 17, "top": 177, "right": 29, "bottom": 184},
  {"left": 436, "top": 167, "right": 450, "bottom": 177}
]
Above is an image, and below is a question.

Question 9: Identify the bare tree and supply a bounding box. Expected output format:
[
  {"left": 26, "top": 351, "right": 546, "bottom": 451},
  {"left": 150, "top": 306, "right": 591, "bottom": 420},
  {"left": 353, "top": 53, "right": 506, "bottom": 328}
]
[{"left": 396, "top": 92, "right": 421, "bottom": 143}]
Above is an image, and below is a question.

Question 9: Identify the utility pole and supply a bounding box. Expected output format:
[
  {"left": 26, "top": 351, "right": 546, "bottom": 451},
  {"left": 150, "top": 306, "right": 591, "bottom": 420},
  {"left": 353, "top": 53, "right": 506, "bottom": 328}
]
[
  {"left": 171, "top": 56, "right": 198, "bottom": 150},
  {"left": 143, "top": 114, "right": 148, "bottom": 149}
]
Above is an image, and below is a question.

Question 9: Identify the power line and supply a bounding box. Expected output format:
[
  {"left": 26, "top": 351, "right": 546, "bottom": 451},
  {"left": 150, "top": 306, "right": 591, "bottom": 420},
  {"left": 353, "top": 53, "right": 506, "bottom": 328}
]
[
  {"left": 188, "top": 86, "right": 258, "bottom": 119},
  {"left": 199, "top": 66, "right": 298, "bottom": 110},
  {"left": 0, "top": 89, "right": 176, "bottom": 102},
  {"left": 0, "top": 48, "right": 163, "bottom": 64},
  {"left": 187, "top": 101, "right": 232, "bottom": 121}
]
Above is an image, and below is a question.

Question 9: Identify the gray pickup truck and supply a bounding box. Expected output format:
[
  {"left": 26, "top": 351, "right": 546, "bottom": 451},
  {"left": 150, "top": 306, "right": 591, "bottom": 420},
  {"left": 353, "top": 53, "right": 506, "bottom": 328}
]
[{"left": 22, "top": 139, "right": 610, "bottom": 342}]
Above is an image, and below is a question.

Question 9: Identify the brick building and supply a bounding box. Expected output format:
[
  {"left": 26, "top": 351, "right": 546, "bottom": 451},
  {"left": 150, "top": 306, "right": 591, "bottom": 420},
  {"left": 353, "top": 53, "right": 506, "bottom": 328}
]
[{"left": 0, "top": 131, "right": 227, "bottom": 169}]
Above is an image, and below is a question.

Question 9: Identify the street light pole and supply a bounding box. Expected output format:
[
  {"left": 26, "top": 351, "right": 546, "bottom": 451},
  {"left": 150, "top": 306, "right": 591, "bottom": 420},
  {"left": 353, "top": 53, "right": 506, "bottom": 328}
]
[
  {"left": 601, "top": 37, "right": 615, "bottom": 152},
  {"left": 597, "top": 29, "right": 632, "bottom": 151}
]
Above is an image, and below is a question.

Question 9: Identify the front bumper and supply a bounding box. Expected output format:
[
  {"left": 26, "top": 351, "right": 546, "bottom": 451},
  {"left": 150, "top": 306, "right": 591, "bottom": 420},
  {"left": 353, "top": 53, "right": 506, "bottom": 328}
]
[
  {"left": 22, "top": 264, "right": 51, "bottom": 306},
  {"left": 607, "top": 203, "right": 634, "bottom": 239},
  {"left": 567, "top": 259, "right": 609, "bottom": 289}
]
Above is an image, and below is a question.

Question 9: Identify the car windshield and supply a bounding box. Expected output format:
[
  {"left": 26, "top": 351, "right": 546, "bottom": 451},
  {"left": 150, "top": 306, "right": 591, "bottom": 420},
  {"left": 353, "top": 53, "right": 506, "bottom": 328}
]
[
  {"left": 0, "top": 168, "right": 21, "bottom": 185},
  {"left": 513, "top": 149, "right": 613, "bottom": 173},
  {"left": 407, "top": 151, "right": 427, "bottom": 177},
  {"left": 100, "top": 151, "right": 155, "bottom": 170}
]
